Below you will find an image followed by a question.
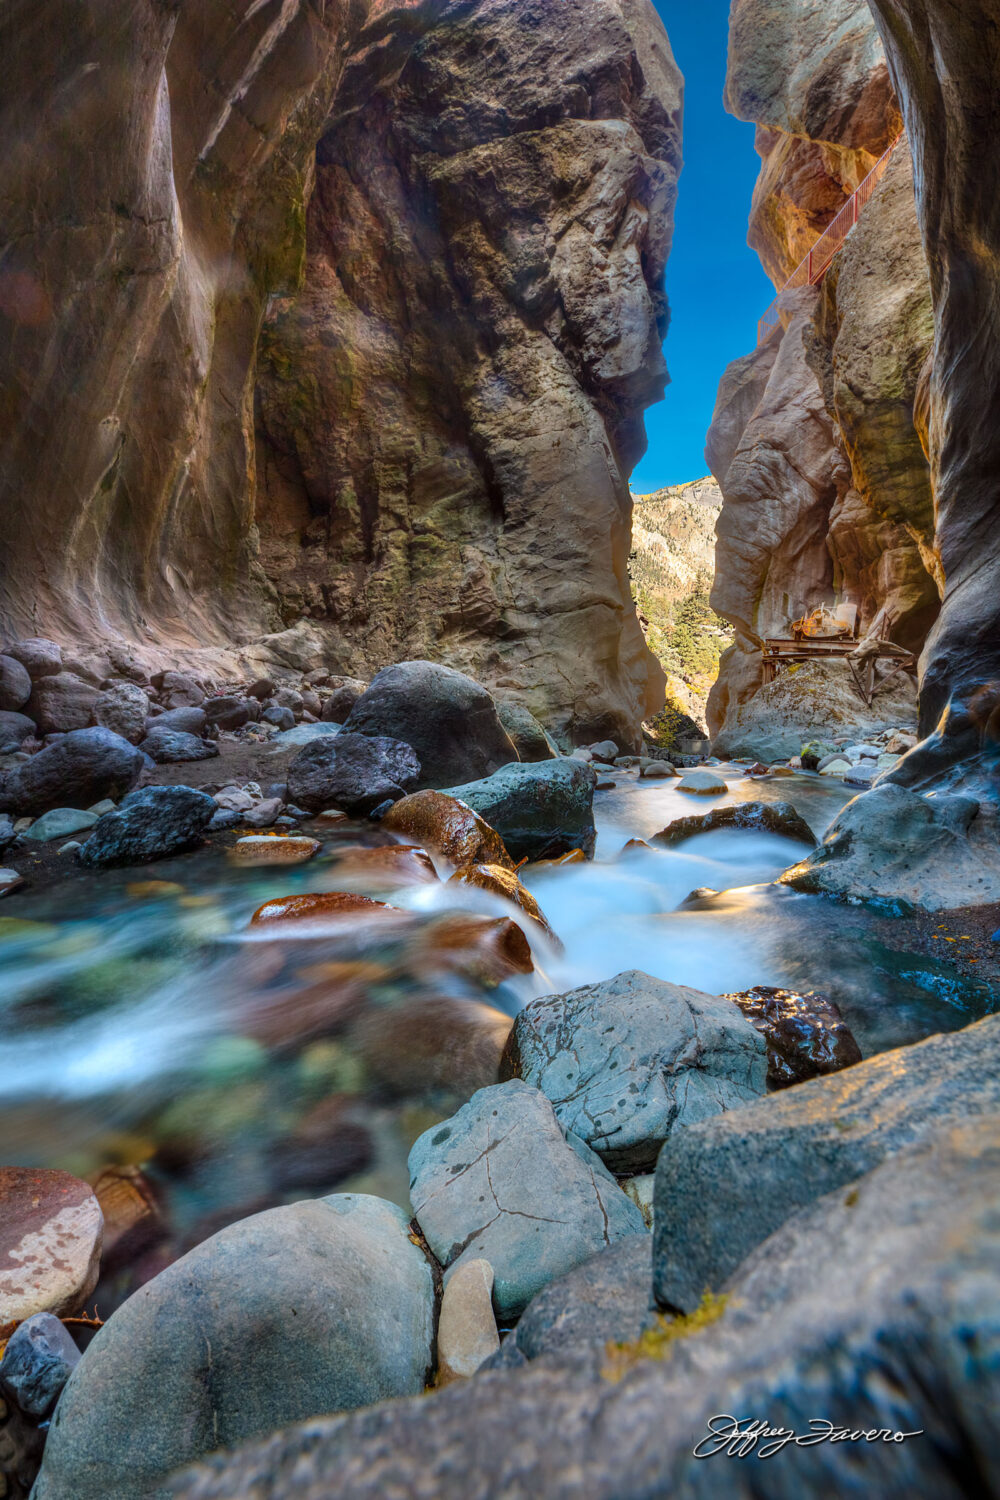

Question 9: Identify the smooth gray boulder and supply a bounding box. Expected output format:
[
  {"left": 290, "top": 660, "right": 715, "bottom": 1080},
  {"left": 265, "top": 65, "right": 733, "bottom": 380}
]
[
  {"left": 409, "top": 1080, "right": 645, "bottom": 1320},
  {"left": 4, "top": 638, "right": 62, "bottom": 679},
  {"left": 509, "top": 1236, "right": 655, "bottom": 1366},
  {"left": 140, "top": 730, "right": 220, "bottom": 764},
  {"left": 0, "top": 653, "right": 31, "bottom": 711},
  {"left": 444, "top": 757, "right": 597, "bottom": 861},
  {"left": 496, "top": 702, "right": 558, "bottom": 762},
  {"left": 146, "top": 706, "right": 209, "bottom": 738},
  {"left": 286, "top": 733, "right": 421, "bottom": 815},
  {"left": 33, "top": 1195, "right": 435, "bottom": 1500},
  {"left": 343, "top": 662, "right": 517, "bottom": 789},
  {"left": 501, "top": 971, "right": 768, "bottom": 1172},
  {"left": 653, "top": 1012, "right": 1000, "bottom": 1313},
  {"left": 170, "top": 1123, "right": 1000, "bottom": 1500},
  {"left": 780, "top": 781, "right": 1000, "bottom": 910},
  {"left": 0, "top": 728, "right": 143, "bottom": 815},
  {"left": 80, "top": 786, "right": 216, "bottom": 867},
  {"left": 24, "top": 671, "right": 99, "bottom": 734}
]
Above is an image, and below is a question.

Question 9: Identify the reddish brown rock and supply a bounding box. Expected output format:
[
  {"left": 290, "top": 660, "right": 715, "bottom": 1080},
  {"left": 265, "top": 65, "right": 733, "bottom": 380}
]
[
  {"left": 448, "top": 864, "right": 556, "bottom": 940},
  {"left": 325, "top": 844, "right": 439, "bottom": 891},
  {"left": 413, "top": 914, "right": 534, "bottom": 988},
  {"left": 352, "top": 997, "right": 513, "bottom": 1104},
  {"left": 381, "top": 792, "right": 514, "bottom": 872},
  {"left": 249, "top": 893, "right": 402, "bottom": 929},
  {"left": 0, "top": 1169, "right": 103, "bottom": 1325}
]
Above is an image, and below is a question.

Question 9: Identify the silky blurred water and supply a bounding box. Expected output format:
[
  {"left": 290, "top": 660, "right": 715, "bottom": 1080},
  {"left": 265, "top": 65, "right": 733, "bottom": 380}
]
[{"left": 0, "top": 766, "right": 995, "bottom": 1271}]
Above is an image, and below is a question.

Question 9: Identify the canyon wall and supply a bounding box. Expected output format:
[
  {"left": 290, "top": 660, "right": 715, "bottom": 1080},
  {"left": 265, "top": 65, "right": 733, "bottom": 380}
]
[
  {"left": 0, "top": 0, "right": 680, "bottom": 747},
  {"left": 706, "top": 0, "right": 939, "bottom": 752}
]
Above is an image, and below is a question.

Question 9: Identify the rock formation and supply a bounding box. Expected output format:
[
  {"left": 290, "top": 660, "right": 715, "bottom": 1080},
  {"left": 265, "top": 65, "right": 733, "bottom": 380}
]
[
  {"left": 0, "top": 0, "right": 682, "bottom": 749},
  {"left": 706, "top": 0, "right": 939, "bottom": 752}
]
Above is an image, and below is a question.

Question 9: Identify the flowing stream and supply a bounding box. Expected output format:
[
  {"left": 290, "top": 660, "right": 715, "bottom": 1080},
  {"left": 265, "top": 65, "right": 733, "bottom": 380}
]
[{"left": 1, "top": 766, "right": 995, "bottom": 1278}]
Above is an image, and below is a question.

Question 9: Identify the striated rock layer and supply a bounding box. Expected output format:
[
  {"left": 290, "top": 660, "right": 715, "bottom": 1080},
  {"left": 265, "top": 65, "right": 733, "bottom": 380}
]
[
  {"left": 0, "top": 0, "right": 681, "bottom": 748},
  {"left": 706, "top": 0, "right": 938, "bottom": 748}
]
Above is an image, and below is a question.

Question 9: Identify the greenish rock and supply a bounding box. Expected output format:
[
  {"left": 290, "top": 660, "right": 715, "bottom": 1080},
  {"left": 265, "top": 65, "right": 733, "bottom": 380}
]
[
  {"left": 80, "top": 785, "right": 217, "bottom": 868},
  {"left": 500, "top": 971, "right": 768, "bottom": 1173},
  {"left": 495, "top": 702, "right": 558, "bottom": 763},
  {"left": 409, "top": 1080, "right": 645, "bottom": 1321},
  {"left": 194, "top": 1036, "right": 268, "bottom": 1084},
  {"left": 32, "top": 1195, "right": 436, "bottom": 1500},
  {"left": 23, "top": 807, "right": 100, "bottom": 843},
  {"left": 443, "top": 758, "right": 597, "bottom": 861}
]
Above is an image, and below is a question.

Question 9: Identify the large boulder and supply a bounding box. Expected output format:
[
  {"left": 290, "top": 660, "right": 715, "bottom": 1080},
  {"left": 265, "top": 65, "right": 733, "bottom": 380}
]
[
  {"left": 653, "top": 1011, "right": 1000, "bottom": 1313},
  {"left": 145, "top": 706, "right": 208, "bottom": 738},
  {"left": 724, "top": 985, "right": 863, "bottom": 1088},
  {"left": 4, "top": 638, "right": 62, "bottom": 679},
  {"left": 0, "top": 1169, "right": 103, "bottom": 1324},
  {"left": 24, "top": 671, "right": 99, "bottom": 733},
  {"left": 0, "top": 709, "right": 36, "bottom": 750},
  {"left": 379, "top": 790, "right": 514, "bottom": 870},
  {"left": 80, "top": 786, "right": 216, "bottom": 868},
  {"left": 408, "top": 1080, "right": 645, "bottom": 1321},
  {"left": 170, "top": 1124, "right": 1000, "bottom": 1500},
  {"left": 320, "top": 679, "right": 367, "bottom": 723},
  {"left": 0, "top": 728, "right": 143, "bottom": 815},
  {"left": 495, "top": 702, "right": 558, "bottom": 763},
  {"left": 33, "top": 1195, "right": 436, "bottom": 1500},
  {"left": 780, "top": 781, "right": 1000, "bottom": 910},
  {"left": 501, "top": 971, "right": 768, "bottom": 1172},
  {"left": 93, "top": 681, "right": 150, "bottom": 743},
  {"left": 287, "top": 734, "right": 421, "bottom": 816},
  {"left": 0, "top": 654, "right": 31, "bottom": 711},
  {"left": 343, "top": 662, "right": 517, "bottom": 789},
  {"left": 140, "top": 730, "right": 219, "bottom": 764},
  {"left": 444, "top": 758, "right": 597, "bottom": 862},
  {"left": 654, "top": 799, "right": 816, "bottom": 847}
]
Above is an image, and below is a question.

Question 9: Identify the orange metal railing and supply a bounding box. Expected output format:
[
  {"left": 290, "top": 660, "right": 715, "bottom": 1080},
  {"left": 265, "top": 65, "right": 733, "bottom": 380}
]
[{"left": 757, "top": 134, "right": 905, "bottom": 347}]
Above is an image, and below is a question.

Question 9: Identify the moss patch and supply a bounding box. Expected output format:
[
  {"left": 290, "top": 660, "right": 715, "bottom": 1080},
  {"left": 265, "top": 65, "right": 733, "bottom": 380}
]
[{"left": 602, "top": 1292, "right": 730, "bottom": 1382}]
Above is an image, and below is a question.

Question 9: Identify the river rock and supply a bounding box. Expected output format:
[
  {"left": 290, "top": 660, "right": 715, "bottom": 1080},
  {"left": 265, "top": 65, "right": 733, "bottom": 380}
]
[
  {"left": 501, "top": 971, "right": 768, "bottom": 1172},
  {"left": 352, "top": 996, "right": 512, "bottom": 1105},
  {"left": 262, "top": 704, "right": 295, "bottom": 730},
  {"left": 443, "top": 758, "right": 597, "bottom": 862},
  {"left": 343, "top": 662, "right": 517, "bottom": 789},
  {"left": 156, "top": 672, "right": 205, "bottom": 710},
  {"left": 0, "top": 1168, "right": 103, "bottom": 1324},
  {"left": 0, "top": 727, "right": 143, "bottom": 815},
  {"left": 287, "top": 733, "right": 421, "bottom": 816},
  {"left": 380, "top": 790, "right": 514, "bottom": 869},
  {"left": 654, "top": 798, "right": 816, "bottom": 847},
  {"left": 510, "top": 1235, "right": 655, "bottom": 1366},
  {"left": 409, "top": 1080, "right": 646, "bottom": 1320},
  {"left": 676, "top": 769, "right": 727, "bottom": 794},
  {"left": 23, "top": 807, "right": 100, "bottom": 843},
  {"left": 250, "top": 891, "right": 399, "bottom": 928},
  {"left": 724, "top": 985, "right": 863, "bottom": 1088},
  {"left": 0, "top": 1313, "right": 82, "bottom": 1419},
  {"left": 4, "top": 639, "right": 62, "bottom": 679},
  {"left": 780, "top": 781, "right": 1000, "bottom": 909},
  {"left": 320, "top": 680, "right": 366, "bottom": 723},
  {"left": 140, "top": 729, "right": 219, "bottom": 763},
  {"left": 168, "top": 1121, "right": 1000, "bottom": 1500},
  {"left": 638, "top": 759, "right": 676, "bottom": 778},
  {"left": 93, "top": 681, "right": 149, "bottom": 743},
  {"left": 0, "top": 814, "right": 15, "bottom": 850},
  {"left": 495, "top": 702, "right": 557, "bottom": 762},
  {"left": 587, "top": 740, "right": 619, "bottom": 764},
  {"left": 447, "top": 863, "right": 554, "bottom": 937},
  {"left": 0, "top": 709, "right": 36, "bottom": 749},
  {"left": 436, "top": 1259, "right": 499, "bottom": 1384},
  {"left": 412, "top": 913, "right": 534, "bottom": 989},
  {"left": 0, "top": 654, "right": 31, "bottom": 712},
  {"left": 25, "top": 672, "right": 99, "bottom": 734},
  {"left": 0, "top": 867, "right": 22, "bottom": 897},
  {"left": 229, "top": 836, "right": 320, "bottom": 867},
  {"left": 653, "top": 1011, "right": 1000, "bottom": 1313},
  {"left": 80, "top": 785, "right": 217, "bottom": 868},
  {"left": 32, "top": 1195, "right": 436, "bottom": 1500},
  {"left": 145, "top": 706, "right": 209, "bottom": 738}
]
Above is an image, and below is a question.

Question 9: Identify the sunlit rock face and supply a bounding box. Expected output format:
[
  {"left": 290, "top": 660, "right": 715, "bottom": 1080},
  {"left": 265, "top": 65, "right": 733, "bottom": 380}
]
[
  {"left": 255, "top": 0, "right": 681, "bottom": 747},
  {"left": 706, "top": 0, "right": 938, "bottom": 744},
  {"left": 0, "top": 0, "right": 679, "bottom": 750},
  {"left": 867, "top": 0, "right": 1000, "bottom": 737}
]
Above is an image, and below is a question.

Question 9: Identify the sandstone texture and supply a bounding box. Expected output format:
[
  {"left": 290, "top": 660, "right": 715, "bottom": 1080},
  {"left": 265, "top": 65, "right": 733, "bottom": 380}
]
[
  {"left": 0, "top": 1, "right": 683, "bottom": 754},
  {"left": 0, "top": 1169, "right": 103, "bottom": 1325}
]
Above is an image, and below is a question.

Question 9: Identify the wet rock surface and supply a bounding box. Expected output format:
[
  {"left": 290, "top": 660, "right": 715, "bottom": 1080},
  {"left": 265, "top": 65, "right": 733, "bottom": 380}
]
[
  {"left": 723, "top": 986, "right": 863, "bottom": 1088},
  {"left": 501, "top": 971, "right": 768, "bottom": 1172},
  {"left": 408, "top": 1080, "right": 645, "bottom": 1320},
  {"left": 444, "top": 759, "right": 597, "bottom": 862},
  {"left": 80, "top": 787, "right": 217, "bottom": 869},
  {"left": 0, "top": 1314, "right": 81, "bottom": 1420},
  {"left": 379, "top": 790, "right": 515, "bottom": 870},
  {"left": 654, "top": 798, "right": 816, "bottom": 847}
]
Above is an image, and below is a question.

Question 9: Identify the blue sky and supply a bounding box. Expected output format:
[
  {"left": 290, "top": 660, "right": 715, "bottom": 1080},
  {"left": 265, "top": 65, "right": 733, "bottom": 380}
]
[{"left": 630, "top": 0, "right": 774, "bottom": 493}]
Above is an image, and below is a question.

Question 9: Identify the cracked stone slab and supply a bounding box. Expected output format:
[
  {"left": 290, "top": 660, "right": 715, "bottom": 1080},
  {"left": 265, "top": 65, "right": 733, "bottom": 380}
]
[
  {"left": 501, "top": 971, "right": 768, "bottom": 1172},
  {"left": 409, "top": 1080, "right": 645, "bottom": 1320},
  {"left": 0, "top": 1168, "right": 103, "bottom": 1325}
]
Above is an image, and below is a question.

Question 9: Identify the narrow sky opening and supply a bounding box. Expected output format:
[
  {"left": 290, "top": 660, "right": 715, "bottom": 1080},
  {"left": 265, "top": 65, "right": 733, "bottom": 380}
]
[{"left": 631, "top": 0, "right": 774, "bottom": 492}]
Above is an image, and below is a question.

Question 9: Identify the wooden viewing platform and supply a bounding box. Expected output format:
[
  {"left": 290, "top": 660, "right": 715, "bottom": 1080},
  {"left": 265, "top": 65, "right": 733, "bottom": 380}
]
[{"left": 762, "top": 625, "right": 917, "bottom": 709}]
